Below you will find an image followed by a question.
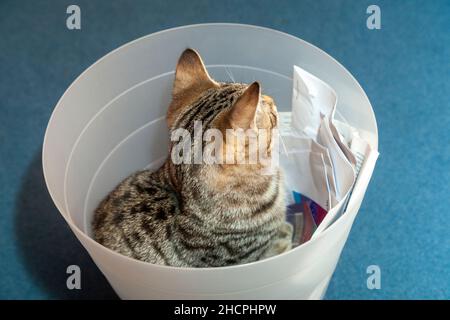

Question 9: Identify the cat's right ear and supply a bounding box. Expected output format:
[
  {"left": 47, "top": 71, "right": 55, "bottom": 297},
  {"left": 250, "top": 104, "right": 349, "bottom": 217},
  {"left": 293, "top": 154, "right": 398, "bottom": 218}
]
[{"left": 228, "top": 82, "right": 261, "bottom": 130}]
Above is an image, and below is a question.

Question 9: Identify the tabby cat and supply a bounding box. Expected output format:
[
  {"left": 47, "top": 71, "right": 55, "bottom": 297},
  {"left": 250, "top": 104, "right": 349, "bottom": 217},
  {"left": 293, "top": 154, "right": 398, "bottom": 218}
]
[{"left": 93, "top": 49, "right": 293, "bottom": 267}]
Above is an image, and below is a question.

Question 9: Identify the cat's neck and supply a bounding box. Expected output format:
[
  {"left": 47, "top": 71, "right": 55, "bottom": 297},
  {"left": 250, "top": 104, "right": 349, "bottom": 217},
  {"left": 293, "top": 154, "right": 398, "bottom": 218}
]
[
  {"left": 174, "top": 164, "right": 283, "bottom": 230},
  {"left": 197, "top": 165, "right": 277, "bottom": 194}
]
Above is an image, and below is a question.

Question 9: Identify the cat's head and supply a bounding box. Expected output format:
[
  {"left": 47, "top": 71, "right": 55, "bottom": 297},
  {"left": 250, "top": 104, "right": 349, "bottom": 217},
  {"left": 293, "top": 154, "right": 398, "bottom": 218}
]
[{"left": 167, "top": 49, "right": 279, "bottom": 173}]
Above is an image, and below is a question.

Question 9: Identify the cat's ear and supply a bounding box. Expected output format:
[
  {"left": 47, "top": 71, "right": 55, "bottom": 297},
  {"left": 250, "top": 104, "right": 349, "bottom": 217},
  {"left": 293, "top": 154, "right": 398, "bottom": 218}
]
[
  {"left": 173, "top": 48, "right": 217, "bottom": 96},
  {"left": 229, "top": 82, "right": 261, "bottom": 129},
  {"left": 168, "top": 49, "right": 218, "bottom": 127}
]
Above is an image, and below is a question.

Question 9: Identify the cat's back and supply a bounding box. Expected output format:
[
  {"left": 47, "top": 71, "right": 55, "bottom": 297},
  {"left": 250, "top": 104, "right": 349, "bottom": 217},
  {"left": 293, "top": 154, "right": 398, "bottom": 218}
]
[{"left": 92, "top": 166, "right": 180, "bottom": 264}]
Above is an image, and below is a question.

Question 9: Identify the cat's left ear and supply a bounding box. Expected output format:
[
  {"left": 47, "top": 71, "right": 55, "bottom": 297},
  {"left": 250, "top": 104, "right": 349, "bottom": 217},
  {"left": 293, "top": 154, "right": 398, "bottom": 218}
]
[
  {"left": 172, "top": 48, "right": 217, "bottom": 97},
  {"left": 228, "top": 82, "right": 261, "bottom": 130}
]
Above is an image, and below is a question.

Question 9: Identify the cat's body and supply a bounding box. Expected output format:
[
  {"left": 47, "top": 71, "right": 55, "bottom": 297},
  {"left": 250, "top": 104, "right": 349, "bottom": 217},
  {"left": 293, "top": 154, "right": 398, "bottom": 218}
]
[{"left": 93, "top": 49, "right": 292, "bottom": 267}]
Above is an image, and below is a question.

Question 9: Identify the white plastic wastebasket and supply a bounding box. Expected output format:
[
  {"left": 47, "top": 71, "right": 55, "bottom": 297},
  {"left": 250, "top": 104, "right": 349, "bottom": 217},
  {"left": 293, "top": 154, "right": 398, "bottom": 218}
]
[{"left": 42, "top": 23, "right": 378, "bottom": 299}]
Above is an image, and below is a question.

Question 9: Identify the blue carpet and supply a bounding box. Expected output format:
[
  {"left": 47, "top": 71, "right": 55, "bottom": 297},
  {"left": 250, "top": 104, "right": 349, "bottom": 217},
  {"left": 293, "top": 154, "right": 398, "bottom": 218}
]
[{"left": 0, "top": 0, "right": 449, "bottom": 299}]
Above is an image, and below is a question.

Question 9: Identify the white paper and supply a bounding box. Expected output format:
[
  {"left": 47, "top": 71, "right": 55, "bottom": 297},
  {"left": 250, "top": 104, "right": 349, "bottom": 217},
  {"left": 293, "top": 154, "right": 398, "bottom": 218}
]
[
  {"left": 279, "top": 65, "right": 378, "bottom": 237},
  {"left": 317, "top": 115, "right": 355, "bottom": 201},
  {"left": 279, "top": 134, "right": 337, "bottom": 210},
  {"left": 289, "top": 67, "right": 356, "bottom": 204},
  {"left": 330, "top": 121, "right": 357, "bottom": 166},
  {"left": 350, "top": 134, "right": 372, "bottom": 178},
  {"left": 291, "top": 65, "right": 336, "bottom": 138}
]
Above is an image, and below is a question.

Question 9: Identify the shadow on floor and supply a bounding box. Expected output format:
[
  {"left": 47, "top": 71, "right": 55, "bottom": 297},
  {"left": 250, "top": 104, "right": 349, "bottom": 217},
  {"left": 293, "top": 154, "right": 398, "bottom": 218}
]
[{"left": 14, "top": 150, "right": 118, "bottom": 299}]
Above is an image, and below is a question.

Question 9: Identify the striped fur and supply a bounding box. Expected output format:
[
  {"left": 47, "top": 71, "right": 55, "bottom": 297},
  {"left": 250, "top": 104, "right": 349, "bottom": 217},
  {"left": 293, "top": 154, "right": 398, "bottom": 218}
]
[{"left": 92, "top": 50, "right": 292, "bottom": 267}]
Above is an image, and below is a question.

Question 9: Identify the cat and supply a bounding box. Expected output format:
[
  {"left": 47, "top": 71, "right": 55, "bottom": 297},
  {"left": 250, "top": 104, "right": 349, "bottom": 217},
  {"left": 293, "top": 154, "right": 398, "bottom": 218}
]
[{"left": 92, "top": 49, "right": 293, "bottom": 267}]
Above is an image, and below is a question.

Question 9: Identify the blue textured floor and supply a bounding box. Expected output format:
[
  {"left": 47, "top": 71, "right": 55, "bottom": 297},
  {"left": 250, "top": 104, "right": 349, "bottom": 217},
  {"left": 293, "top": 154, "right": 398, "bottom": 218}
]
[{"left": 0, "top": 0, "right": 449, "bottom": 300}]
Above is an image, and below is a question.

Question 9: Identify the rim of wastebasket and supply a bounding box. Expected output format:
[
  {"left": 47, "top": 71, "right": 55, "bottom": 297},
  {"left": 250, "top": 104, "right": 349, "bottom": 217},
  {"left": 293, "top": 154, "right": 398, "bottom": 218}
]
[{"left": 42, "top": 23, "right": 378, "bottom": 272}]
